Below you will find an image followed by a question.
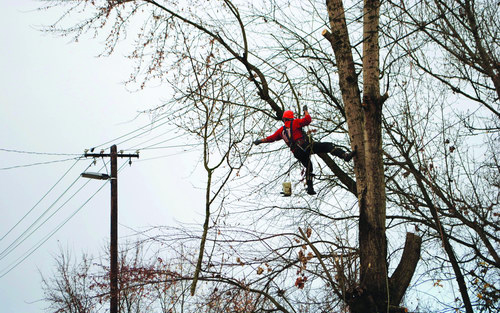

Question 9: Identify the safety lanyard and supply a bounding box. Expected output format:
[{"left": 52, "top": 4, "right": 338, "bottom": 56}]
[
  {"left": 283, "top": 120, "right": 294, "bottom": 148},
  {"left": 284, "top": 120, "right": 309, "bottom": 152}
]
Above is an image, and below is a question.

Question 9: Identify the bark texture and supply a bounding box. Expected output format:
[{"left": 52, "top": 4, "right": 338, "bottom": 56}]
[
  {"left": 389, "top": 233, "right": 422, "bottom": 306},
  {"left": 324, "top": 0, "right": 421, "bottom": 311}
]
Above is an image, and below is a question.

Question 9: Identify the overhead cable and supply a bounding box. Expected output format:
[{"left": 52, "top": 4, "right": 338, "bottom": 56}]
[
  {"left": 0, "top": 148, "right": 81, "bottom": 156},
  {"left": 0, "top": 162, "right": 96, "bottom": 261},
  {"left": 0, "top": 156, "right": 83, "bottom": 171},
  {"left": 0, "top": 158, "right": 85, "bottom": 242},
  {"left": 0, "top": 161, "right": 128, "bottom": 279}
]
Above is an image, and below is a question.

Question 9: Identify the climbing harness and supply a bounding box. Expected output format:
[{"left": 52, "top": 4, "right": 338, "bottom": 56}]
[{"left": 282, "top": 120, "right": 310, "bottom": 153}]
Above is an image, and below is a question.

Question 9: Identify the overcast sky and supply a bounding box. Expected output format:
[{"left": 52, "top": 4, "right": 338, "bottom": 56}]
[{"left": 0, "top": 1, "right": 206, "bottom": 312}]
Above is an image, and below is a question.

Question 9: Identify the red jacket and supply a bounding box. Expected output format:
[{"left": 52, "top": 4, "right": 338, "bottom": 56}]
[{"left": 263, "top": 112, "right": 311, "bottom": 151}]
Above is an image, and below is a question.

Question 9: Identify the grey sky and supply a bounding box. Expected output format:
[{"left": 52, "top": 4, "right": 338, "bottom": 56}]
[{"left": 0, "top": 1, "right": 204, "bottom": 312}]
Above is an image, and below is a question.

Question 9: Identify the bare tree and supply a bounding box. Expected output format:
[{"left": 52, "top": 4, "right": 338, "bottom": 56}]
[
  {"left": 377, "top": 1, "right": 500, "bottom": 312},
  {"left": 41, "top": 248, "right": 97, "bottom": 313},
  {"left": 34, "top": 1, "right": 499, "bottom": 312},
  {"left": 387, "top": 0, "right": 499, "bottom": 119},
  {"left": 41, "top": 242, "right": 193, "bottom": 313}
]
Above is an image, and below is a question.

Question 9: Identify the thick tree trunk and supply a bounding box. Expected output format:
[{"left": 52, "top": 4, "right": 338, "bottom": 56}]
[
  {"left": 358, "top": 0, "right": 389, "bottom": 311},
  {"left": 324, "top": 1, "right": 421, "bottom": 312}
]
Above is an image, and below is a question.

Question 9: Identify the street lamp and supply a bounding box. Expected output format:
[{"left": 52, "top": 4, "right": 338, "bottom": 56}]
[{"left": 81, "top": 172, "right": 111, "bottom": 180}]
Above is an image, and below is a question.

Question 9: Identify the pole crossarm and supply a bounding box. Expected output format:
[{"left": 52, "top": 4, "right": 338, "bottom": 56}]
[{"left": 84, "top": 153, "right": 139, "bottom": 158}]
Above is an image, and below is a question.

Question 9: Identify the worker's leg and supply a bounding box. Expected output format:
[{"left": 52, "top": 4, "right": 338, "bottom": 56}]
[
  {"left": 293, "top": 148, "right": 313, "bottom": 180},
  {"left": 293, "top": 148, "right": 316, "bottom": 195},
  {"left": 312, "top": 142, "right": 355, "bottom": 162}
]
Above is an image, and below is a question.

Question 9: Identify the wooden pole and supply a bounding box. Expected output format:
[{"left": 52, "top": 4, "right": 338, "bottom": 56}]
[
  {"left": 83, "top": 146, "right": 139, "bottom": 313},
  {"left": 110, "top": 144, "right": 118, "bottom": 313}
]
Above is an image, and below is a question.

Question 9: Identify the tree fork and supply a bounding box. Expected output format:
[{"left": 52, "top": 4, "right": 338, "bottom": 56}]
[{"left": 389, "top": 232, "right": 422, "bottom": 306}]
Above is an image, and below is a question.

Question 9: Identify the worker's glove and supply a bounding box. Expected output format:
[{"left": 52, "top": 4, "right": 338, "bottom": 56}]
[
  {"left": 253, "top": 139, "right": 263, "bottom": 145},
  {"left": 303, "top": 105, "right": 308, "bottom": 112}
]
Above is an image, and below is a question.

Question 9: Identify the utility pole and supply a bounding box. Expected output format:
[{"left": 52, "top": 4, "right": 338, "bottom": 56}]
[{"left": 83, "top": 145, "right": 139, "bottom": 313}]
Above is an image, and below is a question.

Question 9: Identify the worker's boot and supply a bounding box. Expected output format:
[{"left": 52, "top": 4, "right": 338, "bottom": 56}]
[
  {"left": 342, "top": 150, "right": 356, "bottom": 162},
  {"left": 329, "top": 143, "right": 356, "bottom": 162},
  {"left": 306, "top": 180, "right": 316, "bottom": 195}
]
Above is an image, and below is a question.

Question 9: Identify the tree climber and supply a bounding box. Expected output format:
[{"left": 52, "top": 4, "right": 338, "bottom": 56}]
[{"left": 253, "top": 106, "right": 355, "bottom": 195}]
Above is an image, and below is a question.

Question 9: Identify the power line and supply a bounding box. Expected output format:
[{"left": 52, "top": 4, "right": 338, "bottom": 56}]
[
  {"left": 135, "top": 146, "right": 201, "bottom": 162},
  {"left": 0, "top": 161, "right": 129, "bottom": 279},
  {"left": 125, "top": 128, "right": 180, "bottom": 149},
  {"left": 0, "top": 156, "right": 83, "bottom": 171},
  {"left": 0, "top": 119, "right": 182, "bottom": 172},
  {"left": 93, "top": 114, "right": 171, "bottom": 149},
  {"left": 138, "top": 143, "right": 200, "bottom": 151},
  {"left": 0, "top": 124, "right": 192, "bottom": 258},
  {"left": 125, "top": 129, "right": 189, "bottom": 151},
  {"left": 0, "top": 162, "right": 96, "bottom": 261},
  {"left": 0, "top": 174, "right": 107, "bottom": 278},
  {"left": 0, "top": 148, "right": 81, "bottom": 156},
  {"left": 0, "top": 158, "right": 85, "bottom": 242},
  {"left": 113, "top": 119, "right": 177, "bottom": 148},
  {"left": 90, "top": 114, "right": 195, "bottom": 154},
  {"left": 0, "top": 122, "right": 178, "bottom": 171}
]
